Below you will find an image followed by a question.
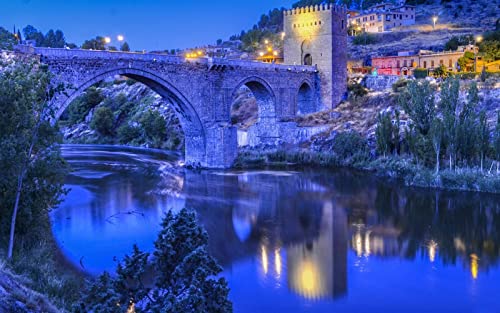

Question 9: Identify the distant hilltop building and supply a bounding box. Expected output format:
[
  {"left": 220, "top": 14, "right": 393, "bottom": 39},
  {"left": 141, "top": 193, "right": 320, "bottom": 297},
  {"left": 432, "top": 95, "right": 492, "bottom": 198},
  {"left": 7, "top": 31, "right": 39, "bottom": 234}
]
[
  {"left": 348, "top": 2, "right": 416, "bottom": 33},
  {"left": 284, "top": 3, "right": 348, "bottom": 110},
  {"left": 371, "top": 45, "right": 479, "bottom": 76}
]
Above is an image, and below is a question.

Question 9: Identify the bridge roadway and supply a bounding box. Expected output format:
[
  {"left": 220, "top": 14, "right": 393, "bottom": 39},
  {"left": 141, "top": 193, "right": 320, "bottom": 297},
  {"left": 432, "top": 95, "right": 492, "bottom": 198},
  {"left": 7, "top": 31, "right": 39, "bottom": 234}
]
[{"left": 16, "top": 45, "right": 321, "bottom": 168}]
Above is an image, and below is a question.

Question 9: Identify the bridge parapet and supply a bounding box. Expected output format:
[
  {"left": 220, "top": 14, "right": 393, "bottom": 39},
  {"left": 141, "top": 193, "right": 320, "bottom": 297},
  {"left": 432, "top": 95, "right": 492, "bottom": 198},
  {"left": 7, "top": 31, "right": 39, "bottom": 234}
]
[{"left": 15, "top": 46, "right": 317, "bottom": 73}]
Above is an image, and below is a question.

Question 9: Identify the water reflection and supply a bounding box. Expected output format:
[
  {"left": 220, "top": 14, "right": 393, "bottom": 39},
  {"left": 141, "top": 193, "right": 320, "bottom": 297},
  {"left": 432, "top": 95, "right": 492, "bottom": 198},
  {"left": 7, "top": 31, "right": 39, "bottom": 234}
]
[{"left": 53, "top": 145, "right": 500, "bottom": 313}]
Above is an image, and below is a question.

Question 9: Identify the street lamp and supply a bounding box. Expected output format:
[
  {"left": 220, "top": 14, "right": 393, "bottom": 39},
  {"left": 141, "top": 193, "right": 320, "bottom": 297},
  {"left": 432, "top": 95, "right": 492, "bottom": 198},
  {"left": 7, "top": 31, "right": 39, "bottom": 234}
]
[
  {"left": 281, "top": 32, "right": 286, "bottom": 40},
  {"left": 104, "top": 37, "right": 111, "bottom": 44},
  {"left": 117, "top": 35, "right": 124, "bottom": 42},
  {"left": 474, "top": 35, "right": 483, "bottom": 72},
  {"left": 432, "top": 16, "right": 438, "bottom": 30}
]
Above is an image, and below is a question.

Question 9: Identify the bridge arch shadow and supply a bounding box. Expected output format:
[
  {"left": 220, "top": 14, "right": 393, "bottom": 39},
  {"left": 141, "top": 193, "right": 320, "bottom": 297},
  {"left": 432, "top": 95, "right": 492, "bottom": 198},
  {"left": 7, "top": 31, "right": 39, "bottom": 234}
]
[
  {"left": 55, "top": 68, "right": 207, "bottom": 167},
  {"left": 297, "top": 80, "right": 315, "bottom": 116},
  {"left": 231, "top": 76, "right": 278, "bottom": 147}
]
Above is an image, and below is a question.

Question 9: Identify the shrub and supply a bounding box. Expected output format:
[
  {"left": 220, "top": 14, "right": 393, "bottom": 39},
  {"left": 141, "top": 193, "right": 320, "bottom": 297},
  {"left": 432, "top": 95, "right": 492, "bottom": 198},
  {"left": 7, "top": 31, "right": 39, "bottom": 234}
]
[
  {"left": 117, "top": 123, "right": 142, "bottom": 144},
  {"left": 352, "top": 33, "right": 378, "bottom": 45},
  {"left": 90, "top": 107, "right": 114, "bottom": 136},
  {"left": 332, "top": 131, "right": 370, "bottom": 164},
  {"left": 392, "top": 78, "right": 408, "bottom": 92},
  {"left": 348, "top": 82, "right": 368, "bottom": 98},
  {"left": 413, "top": 68, "right": 428, "bottom": 79},
  {"left": 139, "top": 110, "right": 167, "bottom": 148}
]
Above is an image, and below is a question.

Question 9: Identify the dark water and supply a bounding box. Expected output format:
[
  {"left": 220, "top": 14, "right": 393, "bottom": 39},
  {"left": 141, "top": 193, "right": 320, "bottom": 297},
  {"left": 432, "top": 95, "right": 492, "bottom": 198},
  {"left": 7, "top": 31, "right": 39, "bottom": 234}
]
[{"left": 52, "top": 145, "right": 500, "bottom": 313}]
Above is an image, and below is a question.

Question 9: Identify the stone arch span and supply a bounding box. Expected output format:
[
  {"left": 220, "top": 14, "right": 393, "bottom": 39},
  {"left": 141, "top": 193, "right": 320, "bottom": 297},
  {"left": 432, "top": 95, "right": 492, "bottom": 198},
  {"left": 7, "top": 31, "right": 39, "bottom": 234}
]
[
  {"left": 54, "top": 67, "right": 207, "bottom": 167},
  {"left": 231, "top": 76, "right": 279, "bottom": 146}
]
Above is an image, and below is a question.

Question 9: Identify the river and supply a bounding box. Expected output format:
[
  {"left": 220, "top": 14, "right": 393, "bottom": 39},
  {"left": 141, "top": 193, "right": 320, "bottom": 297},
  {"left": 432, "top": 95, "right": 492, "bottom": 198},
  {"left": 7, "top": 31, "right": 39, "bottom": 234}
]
[{"left": 52, "top": 144, "right": 500, "bottom": 313}]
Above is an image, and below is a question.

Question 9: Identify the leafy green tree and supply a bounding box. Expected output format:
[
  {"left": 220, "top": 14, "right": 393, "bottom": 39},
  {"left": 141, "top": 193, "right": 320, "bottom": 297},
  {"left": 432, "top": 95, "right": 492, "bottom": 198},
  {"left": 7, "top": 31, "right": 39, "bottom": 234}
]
[
  {"left": 139, "top": 110, "right": 166, "bottom": 148},
  {"left": 433, "top": 64, "right": 449, "bottom": 78},
  {"left": 400, "top": 80, "right": 436, "bottom": 136},
  {"left": 120, "top": 42, "right": 130, "bottom": 52},
  {"left": 0, "top": 61, "right": 68, "bottom": 258},
  {"left": 117, "top": 123, "right": 142, "bottom": 144},
  {"left": 477, "top": 111, "right": 490, "bottom": 172},
  {"left": 22, "top": 25, "right": 44, "bottom": 46},
  {"left": 64, "top": 86, "right": 104, "bottom": 124},
  {"left": 440, "top": 77, "right": 460, "bottom": 169},
  {"left": 457, "top": 82, "right": 479, "bottom": 165},
  {"left": 430, "top": 118, "right": 443, "bottom": 173},
  {"left": 332, "top": 131, "right": 369, "bottom": 162},
  {"left": 393, "top": 110, "right": 401, "bottom": 155},
  {"left": 82, "top": 36, "right": 107, "bottom": 50},
  {"left": 75, "top": 208, "right": 232, "bottom": 313},
  {"left": 0, "top": 27, "right": 16, "bottom": 50},
  {"left": 376, "top": 112, "right": 393, "bottom": 157},
  {"left": 91, "top": 107, "right": 115, "bottom": 136},
  {"left": 479, "top": 40, "right": 500, "bottom": 62}
]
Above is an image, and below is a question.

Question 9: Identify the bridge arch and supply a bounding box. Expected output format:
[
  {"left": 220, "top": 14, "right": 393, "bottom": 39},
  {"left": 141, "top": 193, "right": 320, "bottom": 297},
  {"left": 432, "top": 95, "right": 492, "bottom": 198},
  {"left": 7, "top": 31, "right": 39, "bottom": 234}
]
[
  {"left": 232, "top": 76, "right": 277, "bottom": 122},
  {"left": 297, "top": 80, "right": 316, "bottom": 115},
  {"left": 55, "top": 67, "right": 207, "bottom": 167}
]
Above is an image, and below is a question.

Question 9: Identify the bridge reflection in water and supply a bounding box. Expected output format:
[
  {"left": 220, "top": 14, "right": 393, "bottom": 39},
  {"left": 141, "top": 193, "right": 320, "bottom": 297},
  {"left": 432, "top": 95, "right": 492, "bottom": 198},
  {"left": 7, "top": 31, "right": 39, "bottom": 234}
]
[{"left": 53, "top": 145, "right": 500, "bottom": 312}]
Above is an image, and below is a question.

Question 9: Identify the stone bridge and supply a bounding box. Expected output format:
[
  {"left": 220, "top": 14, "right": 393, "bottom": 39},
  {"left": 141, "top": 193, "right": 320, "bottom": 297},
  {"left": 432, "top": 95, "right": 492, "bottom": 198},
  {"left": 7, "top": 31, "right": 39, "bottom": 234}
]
[{"left": 16, "top": 46, "right": 321, "bottom": 168}]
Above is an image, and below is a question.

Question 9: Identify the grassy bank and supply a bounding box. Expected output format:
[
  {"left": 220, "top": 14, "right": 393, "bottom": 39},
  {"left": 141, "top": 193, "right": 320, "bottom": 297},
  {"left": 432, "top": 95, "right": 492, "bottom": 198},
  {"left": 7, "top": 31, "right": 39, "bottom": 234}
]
[
  {"left": 234, "top": 148, "right": 500, "bottom": 194},
  {"left": 0, "top": 228, "right": 85, "bottom": 312}
]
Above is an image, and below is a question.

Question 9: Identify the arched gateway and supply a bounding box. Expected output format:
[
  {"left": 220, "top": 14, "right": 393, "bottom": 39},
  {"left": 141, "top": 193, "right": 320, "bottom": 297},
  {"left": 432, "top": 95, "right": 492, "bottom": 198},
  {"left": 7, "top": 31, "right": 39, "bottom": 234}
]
[{"left": 15, "top": 46, "right": 318, "bottom": 168}]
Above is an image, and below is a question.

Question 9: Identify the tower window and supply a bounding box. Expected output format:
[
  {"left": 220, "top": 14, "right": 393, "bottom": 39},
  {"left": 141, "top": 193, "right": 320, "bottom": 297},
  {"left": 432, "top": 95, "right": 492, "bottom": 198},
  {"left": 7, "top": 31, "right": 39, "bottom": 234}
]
[
  {"left": 304, "top": 54, "right": 313, "bottom": 66},
  {"left": 342, "top": 20, "right": 344, "bottom": 29}
]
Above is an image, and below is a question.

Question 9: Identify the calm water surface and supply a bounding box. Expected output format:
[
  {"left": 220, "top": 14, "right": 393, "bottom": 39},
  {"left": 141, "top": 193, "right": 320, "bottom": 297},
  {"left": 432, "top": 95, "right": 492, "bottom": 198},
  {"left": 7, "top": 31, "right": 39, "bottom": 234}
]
[{"left": 52, "top": 145, "right": 500, "bottom": 313}]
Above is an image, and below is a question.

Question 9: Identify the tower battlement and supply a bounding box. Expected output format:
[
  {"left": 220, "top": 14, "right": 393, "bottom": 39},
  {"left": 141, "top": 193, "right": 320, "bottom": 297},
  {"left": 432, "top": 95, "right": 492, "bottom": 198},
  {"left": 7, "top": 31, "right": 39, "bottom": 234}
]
[{"left": 284, "top": 4, "right": 347, "bottom": 16}]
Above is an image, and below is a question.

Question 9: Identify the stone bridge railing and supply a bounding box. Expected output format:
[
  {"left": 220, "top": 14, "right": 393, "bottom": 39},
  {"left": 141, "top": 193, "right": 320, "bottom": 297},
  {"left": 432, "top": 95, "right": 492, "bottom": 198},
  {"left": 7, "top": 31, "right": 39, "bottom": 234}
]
[{"left": 15, "top": 45, "right": 317, "bottom": 73}]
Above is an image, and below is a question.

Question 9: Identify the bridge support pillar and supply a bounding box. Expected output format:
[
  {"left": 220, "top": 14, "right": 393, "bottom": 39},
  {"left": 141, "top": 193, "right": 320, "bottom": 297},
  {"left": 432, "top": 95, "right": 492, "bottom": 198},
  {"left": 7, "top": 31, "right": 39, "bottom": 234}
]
[{"left": 204, "top": 124, "right": 238, "bottom": 168}]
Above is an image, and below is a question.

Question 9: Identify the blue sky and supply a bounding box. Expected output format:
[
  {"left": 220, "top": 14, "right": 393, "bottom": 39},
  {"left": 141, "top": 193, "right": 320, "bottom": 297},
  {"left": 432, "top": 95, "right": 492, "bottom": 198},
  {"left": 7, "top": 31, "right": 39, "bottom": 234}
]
[{"left": 1, "top": 0, "right": 296, "bottom": 51}]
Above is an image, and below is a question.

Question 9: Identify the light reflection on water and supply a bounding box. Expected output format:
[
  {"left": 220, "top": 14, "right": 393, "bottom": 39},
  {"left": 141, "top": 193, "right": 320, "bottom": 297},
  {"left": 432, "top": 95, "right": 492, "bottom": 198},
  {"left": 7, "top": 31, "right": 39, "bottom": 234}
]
[{"left": 52, "top": 145, "right": 500, "bottom": 313}]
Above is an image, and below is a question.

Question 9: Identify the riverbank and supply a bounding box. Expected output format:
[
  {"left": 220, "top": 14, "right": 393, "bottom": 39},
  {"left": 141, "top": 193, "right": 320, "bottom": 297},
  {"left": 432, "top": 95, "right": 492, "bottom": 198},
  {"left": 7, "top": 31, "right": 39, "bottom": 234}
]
[
  {"left": 0, "top": 230, "right": 85, "bottom": 312},
  {"left": 234, "top": 148, "right": 500, "bottom": 194}
]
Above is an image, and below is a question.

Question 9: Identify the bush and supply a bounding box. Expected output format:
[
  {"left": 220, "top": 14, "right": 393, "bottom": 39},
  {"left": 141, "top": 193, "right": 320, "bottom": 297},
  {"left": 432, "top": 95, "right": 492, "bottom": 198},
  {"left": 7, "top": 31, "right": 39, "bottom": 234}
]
[
  {"left": 348, "top": 82, "right": 368, "bottom": 98},
  {"left": 352, "top": 33, "right": 378, "bottom": 45},
  {"left": 332, "top": 131, "right": 370, "bottom": 164},
  {"left": 90, "top": 107, "right": 114, "bottom": 136},
  {"left": 117, "top": 123, "right": 142, "bottom": 144},
  {"left": 413, "top": 68, "right": 428, "bottom": 79},
  {"left": 139, "top": 110, "right": 167, "bottom": 148},
  {"left": 392, "top": 78, "right": 408, "bottom": 92}
]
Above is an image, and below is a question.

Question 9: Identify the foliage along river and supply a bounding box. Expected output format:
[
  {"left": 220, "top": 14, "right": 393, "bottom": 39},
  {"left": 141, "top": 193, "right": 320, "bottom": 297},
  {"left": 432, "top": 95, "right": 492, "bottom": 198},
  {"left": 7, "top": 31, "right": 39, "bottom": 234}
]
[{"left": 52, "top": 145, "right": 500, "bottom": 313}]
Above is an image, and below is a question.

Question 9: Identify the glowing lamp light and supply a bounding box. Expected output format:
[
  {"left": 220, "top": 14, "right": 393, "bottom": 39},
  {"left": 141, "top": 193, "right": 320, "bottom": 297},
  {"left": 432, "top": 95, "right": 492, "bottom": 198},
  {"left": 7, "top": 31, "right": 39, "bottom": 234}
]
[
  {"left": 197, "top": 50, "right": 203, "bottom": 55},
  {"left": 273, "top": 51, "right": 278, "bottom": 56},
  {"left": 259, "top": 51, "right": 264, "bottom": 57},
  {"left": 117, "top": 35, "right": 124, "bottom": 42},
  {"left": 264, "top": 39, "right": 269, "bottom": 44},
  {"left": 267, "top": 47, "right": 273, "bottom": 52},
  {"left": 476, "top": 36, "right": 483, "bottom": 43},
  {"left": 104, "top": 37, "right": 111, "bottom": 44},
  {"left": 471, "top": 254, "right": 479, "bottom": 280}
]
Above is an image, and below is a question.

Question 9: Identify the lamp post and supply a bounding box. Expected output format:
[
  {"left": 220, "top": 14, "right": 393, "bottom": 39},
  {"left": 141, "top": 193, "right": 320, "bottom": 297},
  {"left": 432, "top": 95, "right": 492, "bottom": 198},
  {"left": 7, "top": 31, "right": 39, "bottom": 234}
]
[
  {"left": 432, "top": 16, "right": 438, "bottom": 30},
  {"left": 474, "top": 35, "right": 483, "bottom": 72}
]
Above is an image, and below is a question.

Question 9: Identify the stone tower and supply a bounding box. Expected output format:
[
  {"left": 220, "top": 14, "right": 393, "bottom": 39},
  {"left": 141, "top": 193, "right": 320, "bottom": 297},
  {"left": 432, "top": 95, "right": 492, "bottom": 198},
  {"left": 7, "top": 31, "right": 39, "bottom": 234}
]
[{"left": 284, "top": 4, "right": 347, "bottom": 110}]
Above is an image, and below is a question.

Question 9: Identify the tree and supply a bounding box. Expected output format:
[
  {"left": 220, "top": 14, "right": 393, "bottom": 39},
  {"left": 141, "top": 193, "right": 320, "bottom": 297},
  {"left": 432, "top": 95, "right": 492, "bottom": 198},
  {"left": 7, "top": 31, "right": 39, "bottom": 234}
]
[
  {"left": 400, "top": 80, "right": 436, "bottom": 136},
  {"left": 82, "top": 36, "right": 106, "bottom": 50},
  {"left": 433, "top": 64, "right": 449, "bottom": 78},
  {"left": 0, "top": 27, "right": 16, "bottom": 50},
  {"left": 456, "top": 82, "right": 479, "bottom": 165},
  {"left": 216, "top": 39, "right": 223, "bottom": 46},
  {"left": 139, "top": 110, "right": 166, "bottom": 148},
  {"left": 477, "top": 111, "right": 489, "bottom": 172},
  {"left": 440, "top": 77, "right": 460, "bottom": 169},
  {"left": 430, "top": 118, "right": 443, "bottom": 173},
  {"left": 91, "top": 107, "right": 114, "bottom": 136},
  {"left": 0, "top": 61, "right": 68, "bottom": 258},
  {"left": 120, "top": 42, "right": 130, "bottom": 52},
  {"left": 376, "top": 112, "right": 393, "bottom": 157},
  {"left": 75, "top": 208, "right": 232, "bottom": 313}
]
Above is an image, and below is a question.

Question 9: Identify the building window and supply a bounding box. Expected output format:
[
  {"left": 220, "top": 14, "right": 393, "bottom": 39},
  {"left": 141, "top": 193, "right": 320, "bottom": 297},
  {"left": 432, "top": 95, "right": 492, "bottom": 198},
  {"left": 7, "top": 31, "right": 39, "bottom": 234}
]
[
  {"left": 319, "top": 21, "right": 322, "bottom": 25},
  {"left": 449, "top": 59, "right": 452, "bottom": 67},
  {"left": 431, "top": 60, "right": 435, "bottom": 67},
  {"left": 440, "top": 59, "right": 444, "bottom": 65},
  {"left": 403, "top": 60, "right": 407, "bottom": 67},
  {"left": 397, "top": 60, "right": 400, "bottom": 68},
  {"left": 342, "top": 20, "right": 344, "bottom": 29}
]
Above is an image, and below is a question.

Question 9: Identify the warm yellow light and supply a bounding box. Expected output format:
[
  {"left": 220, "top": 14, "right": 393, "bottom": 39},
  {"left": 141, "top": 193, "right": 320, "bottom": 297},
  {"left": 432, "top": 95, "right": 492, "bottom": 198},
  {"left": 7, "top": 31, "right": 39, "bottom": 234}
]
[
  {"left": 264, "top": 39, "right": 269, "bottom": 44},
  {"left": 432, "top": 16, "right": 438, "bottom": 23},
  {"left": 476, "top": 36, "right": 483, "bottom": 43},
  {"left": 355, "top": 230, "right": 362, "bottom": 257},
  {"left": 273, "top": 51, "right": 278, "bottom": 56},
  {"left": 259, "top": 51, "right": 264, "bottom": 57},
  {"left": 117, "top": 35, "right": 124, "bottom": 42},
  {"left": 267, "top": 47, "right": 273, "bottom": 52},
  {"left": 275, "top": 249, "right": 282, "bottom": 277},
  {"left": 299, "top": 261, "right": 321, "bottom": 298},
  {"left": 281, "top": 32, "right": 286, "bottom": 40},
  {"left": 261, "top": 245, "right": 268, "bottom": 275},
  {"left": 428, "top": 240, "right": 438, "bottom": 263},
  {"left": 104, "top": 37, "right": 111, "bottom": 44},
  {"left": 471, "top": 254, "right": 479, "bottom": 280},
  {"left": 197, "top": 50, "right": 203, "bottom": 55}
]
